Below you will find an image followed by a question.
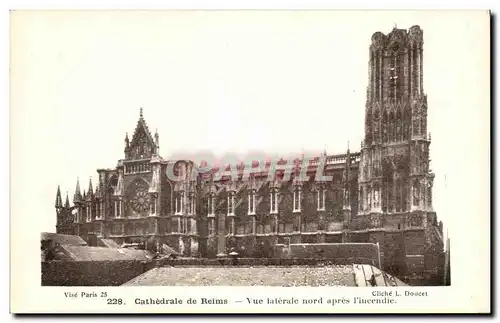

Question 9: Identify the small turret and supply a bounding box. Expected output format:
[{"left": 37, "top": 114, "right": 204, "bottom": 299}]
[
  {"left": 64, "top": 192, "right": 70, "bottom": 208},
  {"left": 154, "top": 128, "right": 160, "bottom": 155},
  {"left": 55, "top": 185, "right": 63, "bottom": 209},
  {"left": 86, "top": 177, "right": 94, "bottom": 200},
  {"left": 73, "top": 178, "right": 82, "bottom": 204}
]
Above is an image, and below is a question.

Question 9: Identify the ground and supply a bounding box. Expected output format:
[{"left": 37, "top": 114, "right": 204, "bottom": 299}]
[{"left": 123, "top": 265, "right": 357, "bottom": 286}]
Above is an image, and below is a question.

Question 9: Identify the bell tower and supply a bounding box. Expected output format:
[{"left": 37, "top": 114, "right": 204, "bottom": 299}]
[{"left": 359, "top": 25, "right": 435, "bottom": 230}]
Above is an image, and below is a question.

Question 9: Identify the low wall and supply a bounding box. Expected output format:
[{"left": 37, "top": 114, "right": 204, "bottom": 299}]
[
  {"left": 152, "top": 257, "right": 378, "bottom": 267},
  {"left": 41, "top": 260, "right": 149, "bottom": 286}
]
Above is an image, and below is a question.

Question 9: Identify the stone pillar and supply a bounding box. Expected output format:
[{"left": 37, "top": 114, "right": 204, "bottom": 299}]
[
  {"left": 378, "top": 50, "right": 383, "bottom": 100},
  {"left": 217, "top": 214, "right": 226, "bottom": 256},
  {"left": 419, "top": 47, "right": 423, "bottom": 94}
]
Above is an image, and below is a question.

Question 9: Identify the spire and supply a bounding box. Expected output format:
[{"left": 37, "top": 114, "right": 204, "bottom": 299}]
[
  {"left": 88, "top": 177, "right": 94, "bottom": 196},
  {"left": 140, "top": 107, "right": 144, "bottom": 119},
  {"left": 55, "top": 185, "right": 63, "bottom": 208},
  {"left": 73, "top": 178, "right": 82, "bottom": 203},
  {"left": 125, "top": 132, "right": 129, "bottom": 147},
  {"left": 115, "top": 171, "right": 124, "bottom": 196},
  {"left": 82, "top": 189, "right": 86, "bottom": 201},
  {"left": 149, "top": 168, "right": 159, "bottom": 193},
  {"left": 64, "top": 192, "right": 70, "bottom": 208},
  {"left": 154, "top": 128, "right": 160, "bottom": 155}
]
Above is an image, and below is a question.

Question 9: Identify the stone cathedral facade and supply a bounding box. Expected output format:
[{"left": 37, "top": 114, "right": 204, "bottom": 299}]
[{"left": 55, "top": 26, "right": 444, "bottom": 276}]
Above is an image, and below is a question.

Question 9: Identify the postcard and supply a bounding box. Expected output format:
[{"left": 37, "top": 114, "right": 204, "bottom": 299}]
[{"left": 10, "top": 9, "right": 490, "bottom": 314}]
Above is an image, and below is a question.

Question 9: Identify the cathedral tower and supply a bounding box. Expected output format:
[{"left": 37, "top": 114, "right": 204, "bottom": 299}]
[{"left": 359, "top": 26, "right": 441, "bottom": 273}]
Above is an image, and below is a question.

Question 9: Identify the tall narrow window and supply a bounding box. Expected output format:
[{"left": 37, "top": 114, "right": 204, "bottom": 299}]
[
  {"left": 413, "top": 181, "right": 420, "bottom": 206},
  {"left": 175, "top": 191, "right": 184, "bottom": 215},
  {"left": 227, "top": 192, "right": 235, "bottom": 215},
  {"left": 208, "top": 218, "right": 216, "bottom": 235},
  {"left": 270, "top": 189, "right": 278, "bottom": 214},
  {"left": 95, "top": 202, "right": 100, "bottom": 218},
  {"left": 317, "top": 186, "right": 326, "bottom": 211},
  {"left": 293, "top": 186, "right": 301, "bottom": 213},
  {"left": 207, "top": 194, "right": 215, "bottom": 216},
  {"left": 188, "top": 193, "right": 195, "bottom": 215},
  {"left": 179, "top": 217, "right": 184, "bottom": 233},
  {"left": 395, "top": 178, "right": 402, "bottom": 212},
  {"left": 248, "top": 189, "right": 256, "bottom": 215},
  {"left": 149, "top": 197, "right": 155, "bottom": 215}
]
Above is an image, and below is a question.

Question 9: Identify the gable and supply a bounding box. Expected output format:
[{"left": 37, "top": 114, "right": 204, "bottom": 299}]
[{"left": 128, "top": 122, "right": 156, "bottom": 160}]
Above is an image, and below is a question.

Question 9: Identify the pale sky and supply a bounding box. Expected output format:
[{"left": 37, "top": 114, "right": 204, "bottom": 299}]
[{"left": 11, "top": 10, "right": 490, "bottom": 244}]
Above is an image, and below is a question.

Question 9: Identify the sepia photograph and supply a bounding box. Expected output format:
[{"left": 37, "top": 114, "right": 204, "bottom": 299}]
[{"left": 10, "top": 9, "right": 489, "bottom": 314}]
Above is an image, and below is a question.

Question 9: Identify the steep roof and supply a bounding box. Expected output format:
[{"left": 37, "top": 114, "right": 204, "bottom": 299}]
[
  {"left": 41, "top": 232, "right": 87, "bottom": 246},
  {"left": 58, "top": 245, "right": 154, "bottom": 262}
]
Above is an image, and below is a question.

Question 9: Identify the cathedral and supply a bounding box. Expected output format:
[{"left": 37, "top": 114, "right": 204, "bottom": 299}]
[{"left": 55, "top": 25, "right": 444, "bottom": 276}]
